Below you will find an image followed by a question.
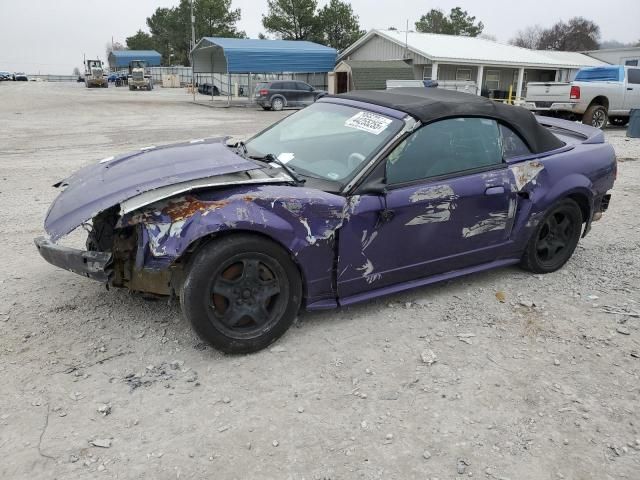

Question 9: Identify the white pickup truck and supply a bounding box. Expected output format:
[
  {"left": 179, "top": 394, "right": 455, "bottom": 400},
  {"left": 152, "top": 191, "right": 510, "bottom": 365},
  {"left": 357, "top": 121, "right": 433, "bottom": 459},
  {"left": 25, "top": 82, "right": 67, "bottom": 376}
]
[{"left": 524, "top": 65, "right": 640, "bottom": 128}]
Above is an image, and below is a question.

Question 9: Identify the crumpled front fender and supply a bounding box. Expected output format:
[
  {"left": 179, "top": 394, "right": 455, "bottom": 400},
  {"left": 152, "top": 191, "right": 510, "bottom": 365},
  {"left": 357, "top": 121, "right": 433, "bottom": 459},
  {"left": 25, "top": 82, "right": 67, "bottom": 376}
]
[{"left": 120, "top": 184, "right": 352, "bottom": 305}]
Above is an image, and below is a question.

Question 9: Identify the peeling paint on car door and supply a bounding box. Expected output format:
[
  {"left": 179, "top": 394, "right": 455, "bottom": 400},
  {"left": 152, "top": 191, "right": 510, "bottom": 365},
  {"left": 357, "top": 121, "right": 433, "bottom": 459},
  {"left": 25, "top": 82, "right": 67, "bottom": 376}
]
[{"left": 337, "top": 171, "right": 515, "bottom": 299}]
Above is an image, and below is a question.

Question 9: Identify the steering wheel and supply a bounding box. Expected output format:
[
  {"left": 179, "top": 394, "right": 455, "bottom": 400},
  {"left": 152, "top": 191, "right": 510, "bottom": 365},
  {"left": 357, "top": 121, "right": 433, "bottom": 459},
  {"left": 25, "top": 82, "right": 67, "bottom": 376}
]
[{"left": 347, "top": 152, "right": 366, "bottom": 171}]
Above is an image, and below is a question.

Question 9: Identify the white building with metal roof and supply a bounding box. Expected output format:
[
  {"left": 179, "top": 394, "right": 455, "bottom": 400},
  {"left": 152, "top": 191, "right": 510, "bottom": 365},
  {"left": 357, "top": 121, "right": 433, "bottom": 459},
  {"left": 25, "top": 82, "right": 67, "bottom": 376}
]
[
  {"left": 334, "top": 30, "right": 607, "bottom": 99},
  {"left": 585, "top": 46, "right": 640, "bottom": 67}
]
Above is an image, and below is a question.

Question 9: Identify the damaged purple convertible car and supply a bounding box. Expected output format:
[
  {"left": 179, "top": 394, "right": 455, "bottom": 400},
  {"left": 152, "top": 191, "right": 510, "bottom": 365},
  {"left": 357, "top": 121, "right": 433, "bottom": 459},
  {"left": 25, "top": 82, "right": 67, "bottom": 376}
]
[{"left": 36, "top": 88, "right": 616, "bottom": 353}]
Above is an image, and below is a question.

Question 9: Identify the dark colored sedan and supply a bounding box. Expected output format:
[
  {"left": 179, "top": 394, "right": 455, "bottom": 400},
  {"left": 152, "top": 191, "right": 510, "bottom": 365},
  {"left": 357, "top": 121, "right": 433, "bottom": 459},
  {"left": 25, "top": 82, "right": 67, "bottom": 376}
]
[
  {"left": 255, "top": 80, "right": 326, "bottom": 111},
  {"left": 35, "top": 88, "right": 616, "bottom": 354}
]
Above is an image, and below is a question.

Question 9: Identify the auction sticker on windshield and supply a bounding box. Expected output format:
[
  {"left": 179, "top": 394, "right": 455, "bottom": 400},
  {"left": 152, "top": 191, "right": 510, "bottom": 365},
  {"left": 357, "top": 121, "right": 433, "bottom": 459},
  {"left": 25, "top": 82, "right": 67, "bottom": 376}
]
[{"left": 345, "top": 112, "right": 393, "bottom": 135}]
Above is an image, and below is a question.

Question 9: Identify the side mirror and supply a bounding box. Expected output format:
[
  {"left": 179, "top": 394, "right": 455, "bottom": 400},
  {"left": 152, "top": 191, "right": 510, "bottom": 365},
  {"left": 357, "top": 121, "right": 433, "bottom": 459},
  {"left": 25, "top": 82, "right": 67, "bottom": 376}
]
[{"left": 358, "top": 180, "right": 387, "bottom": 196}]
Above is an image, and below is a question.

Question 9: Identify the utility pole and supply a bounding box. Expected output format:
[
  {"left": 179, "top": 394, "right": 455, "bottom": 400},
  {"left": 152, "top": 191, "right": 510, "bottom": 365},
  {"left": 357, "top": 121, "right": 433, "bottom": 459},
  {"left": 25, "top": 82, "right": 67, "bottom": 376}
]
[
  {"left": 404, "top": 19, "right": 409, "bottom": 59},
  {"left": 191, "top": 0, "right": 196, "bottom": 101}
]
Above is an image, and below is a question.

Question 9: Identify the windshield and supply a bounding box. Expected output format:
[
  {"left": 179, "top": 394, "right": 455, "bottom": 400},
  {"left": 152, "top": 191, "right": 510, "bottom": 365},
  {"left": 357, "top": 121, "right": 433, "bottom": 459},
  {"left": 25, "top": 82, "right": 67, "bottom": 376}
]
[{"left": 245, "top": 102, "right": 403, "bottom": 182}]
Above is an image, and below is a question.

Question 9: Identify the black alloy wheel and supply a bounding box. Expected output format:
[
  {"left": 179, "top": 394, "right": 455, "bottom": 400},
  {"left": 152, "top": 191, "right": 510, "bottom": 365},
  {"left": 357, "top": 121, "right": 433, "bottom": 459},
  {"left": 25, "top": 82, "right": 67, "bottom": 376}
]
[
  {"left": 208, "top": 255, "right": 287, "bottom": 338},
  {"left": 536, "top": 211, "right": 575, "bottom": 264},
  {"left": 521, "top": 199, "right": 583, "bottom": 273},
  {"left": 181, "top": 234, "right": 302, "bottom": 353}
]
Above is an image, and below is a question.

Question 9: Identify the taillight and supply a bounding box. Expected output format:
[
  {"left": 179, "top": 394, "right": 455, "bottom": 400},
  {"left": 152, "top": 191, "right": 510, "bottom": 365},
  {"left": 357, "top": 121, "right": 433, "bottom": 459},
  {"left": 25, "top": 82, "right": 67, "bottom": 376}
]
[
  {"left": 259, "top": 89, "right": 268, "bottom": 96},
  {"left": 570, "top": 85, "right": 580, "bottom": 100}
]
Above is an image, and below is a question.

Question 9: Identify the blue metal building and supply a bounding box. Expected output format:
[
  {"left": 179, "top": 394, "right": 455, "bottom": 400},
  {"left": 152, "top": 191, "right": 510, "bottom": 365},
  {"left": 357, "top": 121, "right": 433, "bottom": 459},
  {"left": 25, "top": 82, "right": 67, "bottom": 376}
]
[
  {"left": 108, "top": 50, "right": 162, "bottom": 69},
  {"left": 191, "top": 37, "right": 336, "bottom": 74}
]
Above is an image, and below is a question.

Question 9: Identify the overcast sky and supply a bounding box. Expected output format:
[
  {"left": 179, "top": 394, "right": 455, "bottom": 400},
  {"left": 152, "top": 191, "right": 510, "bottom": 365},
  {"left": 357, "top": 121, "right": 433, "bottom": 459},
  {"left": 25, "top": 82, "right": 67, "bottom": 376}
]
[{"left": 1, "top": 0, "right": 638, "bottom": 74}]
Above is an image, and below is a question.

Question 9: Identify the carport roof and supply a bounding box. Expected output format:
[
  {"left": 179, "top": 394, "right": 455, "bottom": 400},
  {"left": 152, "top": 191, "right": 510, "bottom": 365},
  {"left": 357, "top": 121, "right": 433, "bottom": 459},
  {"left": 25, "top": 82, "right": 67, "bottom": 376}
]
[
  {"left": 192, "top": 37, "right": 337, "bottom": 73},
  {"left": 108, "top": 50, "right": 162, "bottom": 68}
]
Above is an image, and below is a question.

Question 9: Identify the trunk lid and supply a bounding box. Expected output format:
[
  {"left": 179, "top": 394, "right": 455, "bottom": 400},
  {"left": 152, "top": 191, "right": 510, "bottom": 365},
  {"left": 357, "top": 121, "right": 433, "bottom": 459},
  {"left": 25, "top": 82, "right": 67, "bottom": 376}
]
[
  {"left": 45, "top": 137, "right": 260, "bottom": 241},
  {"left": 536, "top": 116, "right": 605, "bottom": 145}
]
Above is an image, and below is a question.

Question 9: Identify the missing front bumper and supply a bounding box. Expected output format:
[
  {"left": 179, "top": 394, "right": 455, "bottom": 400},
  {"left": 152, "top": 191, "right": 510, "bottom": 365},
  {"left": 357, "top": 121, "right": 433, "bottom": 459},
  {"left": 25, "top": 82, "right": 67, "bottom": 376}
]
[{"left": 34, "top": 237, "right": 112, "bottom": 282}]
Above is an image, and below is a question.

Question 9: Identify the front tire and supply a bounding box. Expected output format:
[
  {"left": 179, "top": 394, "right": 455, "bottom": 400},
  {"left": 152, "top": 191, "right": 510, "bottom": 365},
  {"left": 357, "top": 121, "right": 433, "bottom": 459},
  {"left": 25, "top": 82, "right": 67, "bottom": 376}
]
[
  {"left": 609, "top": 116, "right": 629, "bottom": 127},
  {"left": 583, "top": 105, "right": 608, "bottom": 129},
  {"left": 520, "top": 199, "right": 583, "bottom": 274},
  {"left": 180, "top": 234, "right": 302, "bottom": 354}
]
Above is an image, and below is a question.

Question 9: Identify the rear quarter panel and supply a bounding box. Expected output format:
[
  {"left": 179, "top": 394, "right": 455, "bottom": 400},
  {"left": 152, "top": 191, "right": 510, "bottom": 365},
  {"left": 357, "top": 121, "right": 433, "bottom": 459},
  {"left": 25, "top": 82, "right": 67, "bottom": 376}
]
[
  {"left": 577, "top": 81, "right": 626, "bottom": 111},
  {"left": 508, "top": 139, "right": 616, "bottom": 252}
]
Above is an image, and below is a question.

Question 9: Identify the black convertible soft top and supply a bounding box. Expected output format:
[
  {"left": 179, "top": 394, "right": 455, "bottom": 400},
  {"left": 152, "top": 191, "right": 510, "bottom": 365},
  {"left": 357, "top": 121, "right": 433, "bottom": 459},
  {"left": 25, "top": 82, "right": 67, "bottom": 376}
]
[{"left": 337, "top": 88, "right": 565, "bottom": 154}]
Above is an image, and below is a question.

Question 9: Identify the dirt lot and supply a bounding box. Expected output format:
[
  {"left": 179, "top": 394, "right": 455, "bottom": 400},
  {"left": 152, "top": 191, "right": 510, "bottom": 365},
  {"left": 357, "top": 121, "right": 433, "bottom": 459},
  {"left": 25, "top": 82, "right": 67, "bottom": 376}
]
[{"left": 0, "top": 82, "right": 639, "bottom": 480}]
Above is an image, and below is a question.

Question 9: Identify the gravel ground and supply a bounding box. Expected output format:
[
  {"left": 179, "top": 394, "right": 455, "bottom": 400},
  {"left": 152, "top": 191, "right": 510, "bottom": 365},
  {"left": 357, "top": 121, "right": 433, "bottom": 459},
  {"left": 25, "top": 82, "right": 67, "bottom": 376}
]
[{"left": 1, "top": 82, "right": 639, "bottom": 480}]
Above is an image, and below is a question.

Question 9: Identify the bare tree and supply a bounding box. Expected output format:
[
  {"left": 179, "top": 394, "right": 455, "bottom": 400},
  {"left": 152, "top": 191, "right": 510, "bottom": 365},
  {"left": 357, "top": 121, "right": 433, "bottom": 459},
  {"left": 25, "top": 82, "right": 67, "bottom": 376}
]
[
  {"left": 105, "top": 41, "right": 125, "bottom": 60},
  {"left": 509, "top": 25, "right": 544, "bottom": 49},
  {"left": 538, "top": 17, "right": 600, "bottom": 51}
]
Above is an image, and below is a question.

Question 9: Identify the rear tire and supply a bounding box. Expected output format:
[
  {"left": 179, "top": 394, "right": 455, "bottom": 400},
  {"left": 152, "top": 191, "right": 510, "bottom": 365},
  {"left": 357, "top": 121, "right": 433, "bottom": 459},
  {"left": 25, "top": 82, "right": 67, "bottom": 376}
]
[
  {"left": 180, "top": 235, "right": 302, "bottom": 354},
  {"left": 271, "top": 97, "right": 284, "bottom": 111},
  {"left": 520, "top": 198, "right": 583, "bottom": 274},
  {"left": 582, "top": 105, "right": 608, "bottom": 129}
]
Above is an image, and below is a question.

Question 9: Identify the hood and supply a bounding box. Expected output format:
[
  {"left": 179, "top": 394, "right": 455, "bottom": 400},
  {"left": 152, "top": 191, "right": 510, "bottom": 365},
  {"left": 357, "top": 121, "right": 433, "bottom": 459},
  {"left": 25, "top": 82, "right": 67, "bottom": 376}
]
[{"left": 44, "top": 137, "right": 265, "bottom": 241}]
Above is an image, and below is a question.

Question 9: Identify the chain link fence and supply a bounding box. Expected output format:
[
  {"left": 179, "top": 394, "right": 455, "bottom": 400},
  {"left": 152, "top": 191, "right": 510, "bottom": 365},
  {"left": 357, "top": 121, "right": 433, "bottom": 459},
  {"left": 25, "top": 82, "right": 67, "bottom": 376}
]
[{"left": 24, "top": 68, "right": 329, "bottom": 99}]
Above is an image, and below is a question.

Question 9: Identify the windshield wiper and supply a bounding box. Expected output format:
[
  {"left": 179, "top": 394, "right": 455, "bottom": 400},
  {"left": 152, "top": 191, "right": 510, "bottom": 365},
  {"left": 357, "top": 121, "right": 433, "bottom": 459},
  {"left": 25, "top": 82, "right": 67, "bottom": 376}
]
[
  {"left": 249, "top": 154, "right": 306, "bottom": 185},
  {"left": 231, "top": 141, "right": 306, "bottom": 185}
]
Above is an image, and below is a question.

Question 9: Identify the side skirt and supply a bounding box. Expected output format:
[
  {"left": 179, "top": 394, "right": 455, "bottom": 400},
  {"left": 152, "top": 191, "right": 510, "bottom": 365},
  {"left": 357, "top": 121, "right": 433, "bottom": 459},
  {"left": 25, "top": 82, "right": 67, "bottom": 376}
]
[{"left": 319, "top": 258, "right": 520, "bottom": 309}]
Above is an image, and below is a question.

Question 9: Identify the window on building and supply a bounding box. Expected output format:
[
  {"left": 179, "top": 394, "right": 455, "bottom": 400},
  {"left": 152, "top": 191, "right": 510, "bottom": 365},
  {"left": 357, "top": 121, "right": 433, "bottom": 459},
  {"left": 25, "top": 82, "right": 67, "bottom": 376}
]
[
  {"left": 386, "top": 117, "right": 503, "bottom": 184},
  {"left": 485, "top": 70, "right": 500, "bottom": 90},
  {"left": 423, "top": 65, "right": 433, "bottom": 80},
  {"left": 456, "top": 68, "right": 472, "bottom": 81},
  {"left": 625, "top": 59, "right": 639, "bottom": 66}
]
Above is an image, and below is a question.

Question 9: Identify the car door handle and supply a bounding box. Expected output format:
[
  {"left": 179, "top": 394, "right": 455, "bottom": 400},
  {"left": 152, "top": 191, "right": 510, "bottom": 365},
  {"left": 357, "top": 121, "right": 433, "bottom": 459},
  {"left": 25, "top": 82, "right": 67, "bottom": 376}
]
[
  {"left": 485, "top": 186, "right": 505, "bottom": 195},
  {"left": 628, "top": 87, "right": 634, "bottom": 91}
]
